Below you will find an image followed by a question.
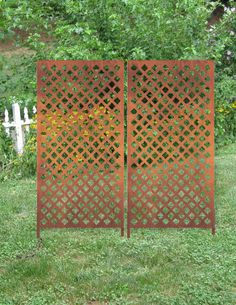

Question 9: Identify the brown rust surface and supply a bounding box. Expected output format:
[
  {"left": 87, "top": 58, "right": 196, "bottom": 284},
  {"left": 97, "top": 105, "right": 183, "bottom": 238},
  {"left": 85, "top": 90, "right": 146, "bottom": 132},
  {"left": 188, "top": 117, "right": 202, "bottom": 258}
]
[
  {"left": 127, "top": 60, "right": 215, "bottom": 237},
  {"left": 37, "top": 60, "right": 124, "bottom": 237}
]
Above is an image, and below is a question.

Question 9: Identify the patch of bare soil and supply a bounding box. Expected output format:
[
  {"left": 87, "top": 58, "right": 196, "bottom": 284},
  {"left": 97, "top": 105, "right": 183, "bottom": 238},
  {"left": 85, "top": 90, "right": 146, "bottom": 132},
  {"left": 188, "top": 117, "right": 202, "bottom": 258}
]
[
  {"left": 0, "top": 38, "right": 34, "bottom": 57},
  {"left": 0, "top": 28, "right": 52, "bottom": 57}
]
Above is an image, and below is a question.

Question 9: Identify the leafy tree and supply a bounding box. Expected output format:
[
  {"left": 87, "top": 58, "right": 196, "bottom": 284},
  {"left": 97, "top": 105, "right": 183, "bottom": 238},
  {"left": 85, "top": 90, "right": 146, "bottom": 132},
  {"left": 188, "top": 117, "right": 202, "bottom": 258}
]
[{"left": 0, "top": 0, "right": 235, "bottom": 147}]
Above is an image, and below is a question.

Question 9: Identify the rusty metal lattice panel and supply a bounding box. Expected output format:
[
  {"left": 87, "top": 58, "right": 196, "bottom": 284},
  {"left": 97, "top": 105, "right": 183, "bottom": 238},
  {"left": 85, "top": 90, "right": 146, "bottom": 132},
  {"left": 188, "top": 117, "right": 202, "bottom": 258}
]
[
  {"left": 127, "top": 60, "right": 215, "bottom": 237},
  {"left": 37, "top": 60, "right": 124, "bottom": 237}
]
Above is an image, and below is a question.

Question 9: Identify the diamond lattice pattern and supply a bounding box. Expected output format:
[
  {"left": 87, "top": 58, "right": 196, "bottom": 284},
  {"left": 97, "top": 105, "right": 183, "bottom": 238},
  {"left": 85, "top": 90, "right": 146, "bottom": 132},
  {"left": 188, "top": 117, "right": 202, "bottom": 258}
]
[
  {"left": 127, "top": 61, "right": 215, "bottom": 231},
  {"left": 37, "top": 61, "right": 124, "bottom": 232}
]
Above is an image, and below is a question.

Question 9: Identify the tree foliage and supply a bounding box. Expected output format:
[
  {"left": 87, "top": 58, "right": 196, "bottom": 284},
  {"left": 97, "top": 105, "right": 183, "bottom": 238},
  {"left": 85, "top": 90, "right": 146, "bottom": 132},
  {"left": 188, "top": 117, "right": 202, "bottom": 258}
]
[
  {"left": 0, "top": 0, "right": 235, "bottom": 147},
  {"left": 1, "top": 0, "right": 228, "bottom": 60}
]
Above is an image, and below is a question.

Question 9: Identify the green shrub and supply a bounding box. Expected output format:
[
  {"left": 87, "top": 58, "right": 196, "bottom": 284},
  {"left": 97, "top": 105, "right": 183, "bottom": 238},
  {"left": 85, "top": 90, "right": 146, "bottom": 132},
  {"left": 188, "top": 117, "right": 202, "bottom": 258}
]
[
  {"left": 13, "top": 127, "right": 37, "bottom": 178},
  {"left": 215, "top": 73, "right": 236, "bottom": 148},
  {"left": 0, "top": 123, "right": 16, "bottom": 180},
  {"left": 0, "top": 55, "right": 36, "bottom": 113},
  {"left": 0, "top": 119, "right": 36, "bottom": 180},
  {"left": 0, "top": 0, "right": 235, "bottom": 177}
]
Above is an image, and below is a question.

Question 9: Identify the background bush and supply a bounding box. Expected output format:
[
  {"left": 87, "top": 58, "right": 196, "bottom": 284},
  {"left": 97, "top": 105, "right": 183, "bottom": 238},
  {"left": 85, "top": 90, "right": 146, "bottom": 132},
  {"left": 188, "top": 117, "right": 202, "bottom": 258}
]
[
  {"left": 0, "top": 122, "right": 37, "bottom": 181},
  {"left": 0, "top": 0, "right": 235, "bottom": 178},
  {"left": 0, "top": 123, "right": 16, "bottom": 180}
]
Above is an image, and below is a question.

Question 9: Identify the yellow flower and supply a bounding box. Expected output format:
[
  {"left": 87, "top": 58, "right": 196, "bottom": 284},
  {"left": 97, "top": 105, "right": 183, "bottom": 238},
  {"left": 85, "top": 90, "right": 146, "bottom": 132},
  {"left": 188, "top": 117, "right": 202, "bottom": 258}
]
[
  {"left": 231, "top": 101, "right": 236, "bottom": 109},
  {"left": 72, "top": 110, "right": 78, "bottom": 115},
  {"left": 31, "top": 123, "right": 37, "bottom": 129},
  {"left": 94, "top": 109, "right": 100, "bottom": 115}
]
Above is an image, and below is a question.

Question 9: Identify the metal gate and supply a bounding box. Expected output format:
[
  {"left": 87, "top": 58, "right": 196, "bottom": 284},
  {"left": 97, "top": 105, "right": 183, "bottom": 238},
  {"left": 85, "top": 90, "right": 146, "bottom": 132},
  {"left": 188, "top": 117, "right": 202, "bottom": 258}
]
[
  {"left": 37, "top": 60, "right": 124, "bottom": 237},
  {"left": 127, "top": 60, "right": 215, "bottom": 237}
]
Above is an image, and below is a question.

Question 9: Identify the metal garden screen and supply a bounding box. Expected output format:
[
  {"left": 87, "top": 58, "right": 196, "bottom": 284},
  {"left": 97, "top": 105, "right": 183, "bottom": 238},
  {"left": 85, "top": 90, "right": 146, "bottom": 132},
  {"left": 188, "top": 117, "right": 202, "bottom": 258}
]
[
  {"left": 37, "top": 60, "right": 124, "bottom": 237},
  {"left": 127, "top": 60, "right": 215, "bottom": 237},
  {"left": 37, "top": 60, "right": 215, "bottom": 238}
]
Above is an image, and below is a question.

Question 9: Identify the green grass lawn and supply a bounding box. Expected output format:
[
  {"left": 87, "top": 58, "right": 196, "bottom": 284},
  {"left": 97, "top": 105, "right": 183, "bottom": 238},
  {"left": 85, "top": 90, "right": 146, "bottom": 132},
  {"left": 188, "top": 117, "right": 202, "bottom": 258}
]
[{"left": 0, "top": 143, "right": 236, "bottom": 305}]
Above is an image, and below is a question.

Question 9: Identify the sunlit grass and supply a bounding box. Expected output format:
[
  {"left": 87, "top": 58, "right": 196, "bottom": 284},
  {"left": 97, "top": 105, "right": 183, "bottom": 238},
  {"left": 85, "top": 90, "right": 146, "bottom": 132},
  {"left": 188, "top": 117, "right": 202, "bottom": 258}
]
[{"left": 0, "top": 143, "right": 236, "bottom": 305}]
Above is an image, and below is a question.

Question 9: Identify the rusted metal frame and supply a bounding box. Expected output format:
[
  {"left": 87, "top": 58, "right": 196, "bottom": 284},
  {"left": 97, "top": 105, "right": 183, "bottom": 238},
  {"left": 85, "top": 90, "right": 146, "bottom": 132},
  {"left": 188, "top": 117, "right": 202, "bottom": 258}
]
[
  {"left": 37, "top": 60, "right": 125, "bottom": 238},
  {"left": 127, "top": 60, "right": 215, "bottom": 237},
  {"left": 37, "top": 60, "right": 123, "bottom": 229},
  {"left": 129, "top": 60, "right": 213, "bottom": 229}
]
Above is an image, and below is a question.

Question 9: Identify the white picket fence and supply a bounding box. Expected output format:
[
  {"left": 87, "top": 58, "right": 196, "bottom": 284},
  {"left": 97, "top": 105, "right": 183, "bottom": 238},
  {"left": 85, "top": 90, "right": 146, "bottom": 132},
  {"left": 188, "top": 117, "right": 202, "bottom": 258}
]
[{"left": 2, "top": 103, "right": 37, "bottom": 154}]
